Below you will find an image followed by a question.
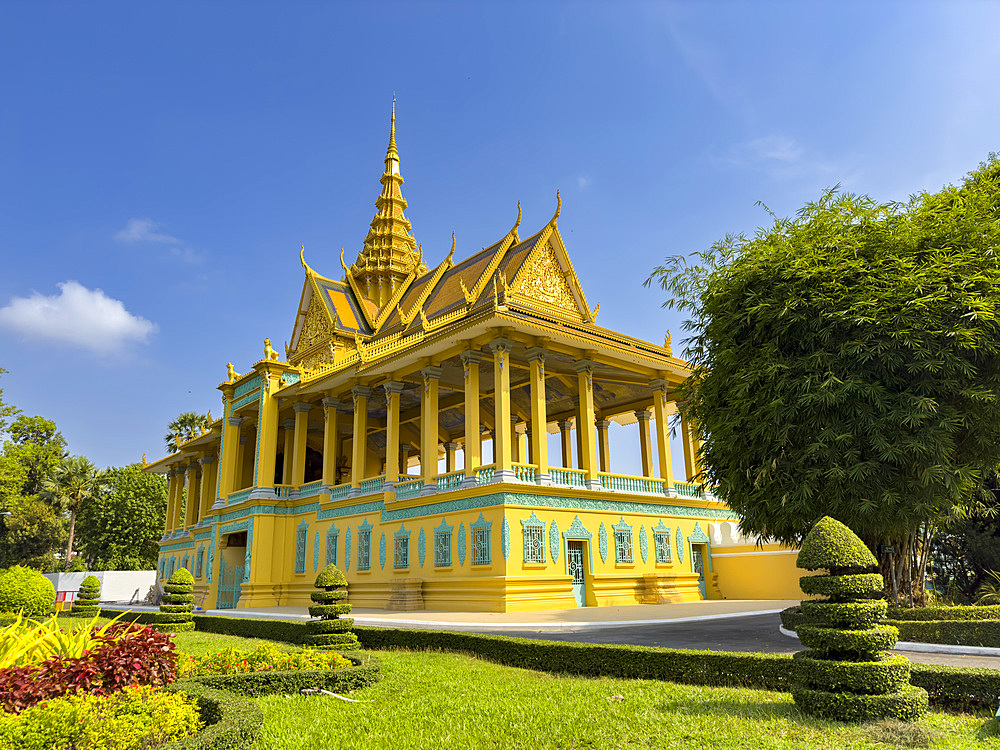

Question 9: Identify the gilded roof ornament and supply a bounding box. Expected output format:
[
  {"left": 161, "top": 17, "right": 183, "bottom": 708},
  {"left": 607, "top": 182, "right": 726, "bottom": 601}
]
[
  {"left": 460, "top": 278, "right": 475, "bottom": 305},
  {"left": 226, "top": 363, "right": 238, "bottom": 383},
  {"left": 549, "top": 191, "right": 561, "bottom": 226},
  {"left": 445, "top": 232, "right": 456, "bottom": 265},
  {"left": 664, "top": 330, "right": 673, "bottom": 356}
]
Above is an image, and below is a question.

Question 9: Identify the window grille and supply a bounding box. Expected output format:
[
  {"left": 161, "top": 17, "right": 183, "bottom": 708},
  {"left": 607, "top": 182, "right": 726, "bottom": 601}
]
[
  {"left": 654, "top": 531, "right": 672, "bottom": 563},
  {"left": 615, "top": 529, "right": 633, "bottom": 563},
  {"left": 295, "top": 525, "right": 307, "bottom": 573},
  {"left": 195, "top": 547, "right": 204, "bottom": 578},
  {"left": 434, "top": 531, "right": 451, "bottom": 566},
  {"left": 394, "top": 534, "right": 409, "bottom": 569},
  {"left": 523, "top": 526, "right": 544, "bottom": 564},
  {"left": 472, "top": 527, "right": 490, "bottom": 566},
  {"left": 357, "top": 528, "right": 371, "bottom": 571},
  {"left": 326, "top": 529, "right": 338, "bottom": 566}
]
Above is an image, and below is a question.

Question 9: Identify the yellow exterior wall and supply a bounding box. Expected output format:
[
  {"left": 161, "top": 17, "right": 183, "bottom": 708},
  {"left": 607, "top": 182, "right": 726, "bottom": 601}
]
[{"left": 710, "top": 544, "right": 802, "bottom": 600}]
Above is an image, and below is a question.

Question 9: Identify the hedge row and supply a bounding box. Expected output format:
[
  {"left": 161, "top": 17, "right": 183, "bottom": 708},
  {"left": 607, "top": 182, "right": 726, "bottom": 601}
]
[
  {"left": 188, "top": 652, "right": 379, "bottom": 697},
  {"left": 354, "top": 626, "right": 1000, "bottom": 712},
  {"left": 887, "top": 605, "right": 1000, "bottom": 622},
  {"left": 781, "top": 606, "right": 1000, "bottom": 647},
  {"left": 100, "top": 609, "right": 308, "bottom": 644}
]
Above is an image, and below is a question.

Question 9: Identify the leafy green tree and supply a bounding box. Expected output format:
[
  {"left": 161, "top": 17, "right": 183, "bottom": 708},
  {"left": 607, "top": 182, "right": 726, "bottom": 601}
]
[
  {"left": 164, "top": 412, "right": 210, "bottom": 453},
  {"left": 39, "top": 456, "right": 101, "bottom": 570},
  {"left": 0, "top": 367, "right": 21, "bottom": 435},
  {"left": 4, "top": 415, "right": 66, "bottom": 496},
  {"left": 76, "top": 463, "right": 167, "bottom": 570},
  {"left": 647, "top": 156, "right": 1000, "bottom": 605},
  {"left": 0, "top": 494, "right": 65, "bottom": 570}
]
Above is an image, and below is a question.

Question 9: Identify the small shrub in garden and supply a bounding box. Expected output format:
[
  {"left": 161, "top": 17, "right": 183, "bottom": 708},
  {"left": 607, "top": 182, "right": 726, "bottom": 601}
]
[
  {"left": 0, "top": 567, "right": 55, "bottom": 617},
  {"left": 178, "top": 643, "right": 351, "bottom": 677},
  {"left": 152, "top": 568, "right": 195, "bottom": 633},
  {"left": 0, "top": 685, "right": 202, "bottom": 750},
  {"left": 71, "top": 576, "right": 101, "bottom": 617},
  {"left": 792, "top": 516, "right": 928, "bottom": 722},
  {"left": 0, "top": 621, "right": 177, "bottom": 713},
  {"left": 306, "top": 564, "right": 360, "bottom": 650},
  {"left": 0, "top": 612, "right": 126, "bottom": 669}
]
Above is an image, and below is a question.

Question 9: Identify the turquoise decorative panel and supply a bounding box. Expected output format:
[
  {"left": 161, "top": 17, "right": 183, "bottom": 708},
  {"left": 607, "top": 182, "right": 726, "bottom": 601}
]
[
  {"left": 549, "top": 520, "right": 560, "bottom": 563},
  {"left": 501, "top": 515, "right": 510, "bottom": 562},
  {"left": 639, "top": 525, "right": 648, "bottom": 563},
  {"left": 676, "top": 526, "right": 685, "bottom": 563},
  {"left": 313, "top": 530, "right": 320, "bottom": 571},
  {"left": 598, "top": 522, "right": 608, "bottom": 563},
  {"left": 417, "top": 527, "right": 426, "bottom": 567},
  {"left": 561, "top": 515, "right": 594, "bottom": 575},
  {"left": 206, "top": 533, "right": 216, "bottom": 583},
  {"left": 520, "top": 512, "right": 545, "bottom": 564},
  {"left": 457, "top": 522, "right": 467, "bottom": 566},
  {"left": 689, "top": 522, "right": 709, "bottom": 544},
  {"left": 345, "top": 527, "right": 352, "bottom": 572},
  {"left": 379, "top": 532, "right": 387, "bottom": 569},
  {"left": 471, "top": 513, "right": 492, "bottom": 566}
]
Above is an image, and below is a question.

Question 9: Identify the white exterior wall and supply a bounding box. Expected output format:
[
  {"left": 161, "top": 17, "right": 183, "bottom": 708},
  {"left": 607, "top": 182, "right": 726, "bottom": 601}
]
[{"left": 44, "top": 571, "right": 157, "bottom": 603}]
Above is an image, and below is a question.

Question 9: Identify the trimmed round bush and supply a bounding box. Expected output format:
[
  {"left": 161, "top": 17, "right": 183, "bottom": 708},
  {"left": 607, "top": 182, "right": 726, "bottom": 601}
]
[
  {"left": 792, "top": 684, "right": 929, "bottom": 722},
  {"left": 0, "top": 566, "right": 55, "bottom": 616},
  {"left": 800, "top": 572, "right": 884, "bottom": 600},
  {"left": 307, "top": 564, "right": 360, "bottom": 651},
  {"left": 72, "top": 575, "right": 101, "bottom": 616},
  {"left": 792, "top": 652, "right": 911, "bottom": 694},
  {"left": 797, "top": 624, "right": 899, "bottom": 655},
  {"left": 796, "top": 516, "right": 878, "bottom": 573},
  {"left": 800, "top": 600, "right": 887, "bottom": 628},
  {"left": 153, "top": 567, "right": 195, "bottom": 633}
]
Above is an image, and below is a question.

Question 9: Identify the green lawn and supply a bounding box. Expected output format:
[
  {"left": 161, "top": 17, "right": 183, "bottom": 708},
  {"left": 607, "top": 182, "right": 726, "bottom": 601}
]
[{"left": 247, "top": 650, "right": 999, "bottom": 750}]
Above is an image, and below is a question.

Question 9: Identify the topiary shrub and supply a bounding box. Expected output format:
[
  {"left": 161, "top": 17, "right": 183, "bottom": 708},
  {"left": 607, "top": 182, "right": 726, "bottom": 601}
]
[
  {"left": 305, "top": 564, "right": 360, "bottom": 651},
  {"left": 153, "top": 568, "right": 195, "bottom": 633},
  {"left": 0, "top": 566, "right": 55, "bottom": 617},
  {"left": 791, "top": 516, "right": 928, "bottom": 722},
  {"left": 72, "top": 575, "right": 101, "bottom": 617}
]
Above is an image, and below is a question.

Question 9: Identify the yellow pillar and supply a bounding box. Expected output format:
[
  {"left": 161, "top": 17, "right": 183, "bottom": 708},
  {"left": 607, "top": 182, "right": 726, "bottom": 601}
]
[
  {"left": 444, "top": 442, "right": 458, "bottom": 473},
  {"left": 596, "top": 419, "right": 611, "bottom": 473},
  {"left": 421, "top": 366, "right": 441, "bottom": 492},
  {"left": 184, "top": 461, "right": 200, "bottom": 528},
  {"left": 574, "top": 361, "right": 601, "bottom": 491},
  {"left": 511, "top": 415, "right": 521, "bottom": 462},
  {"left": 281, "top": 419, "right": 294, "bottom": 485},
  {"left": 351, "top": 386, "right": 371, "bottom": 490},
  {"left": 292, "top": 402, "right": 311, "bottom": 487},
  {"left": 383, "top": 382, "right": 404, "bottom": 484},
  {"left": 171, "top": 467, "right": 185, "bottom": 532},
  {"left": 321, "top": 397, "right": 341, "bottom": 488},
  {"left": 198, "top": 455, "right": 216, "bottom": 520},
  {"left": 460, "top": 350, "right": 482, "bottom": 488},
  {"left": 219, "top": 413, "right": 242, "bottom": 502},
  {"left": 490, "top": 338, "right": 515, "bottom": 483},
  {"left": 526, "top": 348, "right": 549, "bottom": 484},
  {"left": 558, "top": 420, "right": 573, "bottom": 468},
  {"left": 234, "top": 435, "right": 246, "bottom": 491},
  {"left": 254, "top": 370, "right": 279, "bottom": 491},
  {"left": 636, "top": 409, "right": 653, "bottom": 477},
  {"left": 650, "top": 379, "right": 676, "bottom": 494},
  {"left": 164, "top": 469, "right": 178, "bottom": 535},
  {"left": 400, "top": 444, "right": 411, "bottom": 477},
  {"left": 681, "top": 411, "right": 704, "bottom": 481}
]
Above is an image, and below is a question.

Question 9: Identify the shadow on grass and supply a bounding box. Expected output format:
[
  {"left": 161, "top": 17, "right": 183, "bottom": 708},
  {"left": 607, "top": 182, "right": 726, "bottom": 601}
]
[{"left": 975, "top": 718, "right": 998, "bottom": 741}]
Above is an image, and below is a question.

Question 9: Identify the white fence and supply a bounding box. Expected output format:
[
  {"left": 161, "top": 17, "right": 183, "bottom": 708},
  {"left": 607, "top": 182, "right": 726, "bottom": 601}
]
[{"left": 44, "top": 571, "right": 157, "bottom": 603}]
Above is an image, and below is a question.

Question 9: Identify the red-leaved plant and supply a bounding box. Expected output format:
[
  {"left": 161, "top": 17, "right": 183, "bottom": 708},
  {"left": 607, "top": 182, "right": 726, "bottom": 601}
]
[{"left": 0, "top": 622, "right": 177, "bottom": 713}]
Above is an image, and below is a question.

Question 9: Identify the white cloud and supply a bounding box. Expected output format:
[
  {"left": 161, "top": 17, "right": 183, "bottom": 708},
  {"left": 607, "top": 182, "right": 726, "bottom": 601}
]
[
  {"left": 115, "top": 218, "right": 180, "bottom": 244},
  {"left": 0, "top": 281, "right": 158, "bottom": 354},
  {"left": 721, "top": 135, "right": 857, "bottom": 184},
  {"left": 576, "top": 175, "right": 593, "bottom": 190}
]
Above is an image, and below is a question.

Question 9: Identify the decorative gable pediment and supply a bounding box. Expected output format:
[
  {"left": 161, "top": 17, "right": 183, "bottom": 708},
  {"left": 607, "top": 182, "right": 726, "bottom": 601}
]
[{"left": 510, "top": 238, "right": 580, "bottom": 315}]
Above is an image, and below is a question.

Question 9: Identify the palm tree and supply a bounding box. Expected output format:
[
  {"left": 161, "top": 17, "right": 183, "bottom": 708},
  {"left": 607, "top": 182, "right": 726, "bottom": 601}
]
[
  {"left": 164, "top": 412, "right": 210, "bottom": 453},
  {"left": 39, "top": 456, "right": 101, "bottom": 570}
]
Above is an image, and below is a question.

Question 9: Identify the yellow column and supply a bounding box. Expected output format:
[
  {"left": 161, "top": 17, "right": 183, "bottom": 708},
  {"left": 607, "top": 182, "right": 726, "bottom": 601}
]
[
  {"left": 321, "top": 397, "right": 341, "bottom": 488},
  {"left": 163, "top": 469, "right": 178, "bottom": 536},
  {"left": 558, "top": 420, "right": 573, "bottom": 468},
  {"left": 171, "top": 467, "right": 185, "bottom": 532},
  {"left": 596, "top": 419, "right": 611, "bottom": 473},
  {"left": 184, "top": 461, "right": 200, "bottom": 528},
  {"left": 292, "top": 402, "right": 311, "bottom": 487},
  {"left": 574, "top": 361, "right": 601, "bottom": 490},
  {"left": 383, "top": 382, "right": 404, "bottom": 485},
  {"left": 218, "top": 411, "right": 242, "bottom": 502},
  {"left": 460, "top": 350, "right": 482, "bottom": 488},
  {"left": 234, "top": 435, "right": 246, "bottom": 490},
  {"left": 526, "top": 348, "right": 549, "bottom": 484},
  {"left": 635, "top": 409, "right": 653, "bottom": 477},
  {"left": 650, "top": 379, "right": 676, "bottom": 494},
  {"left": 444, "top": 442, "right": 458, "bottom": 472},
  {"left": 281, "top": 419, "right": 294, "bottom": 484},
  {"left": 198, "top": 455, "right": 216, "bottom": 520},
  {"left": 681, "top": 411, "right": 704, "bottom": 481},
  {"left": 490, "top": 338, "right": 515, "bottom": 483},
  {"left": 511, "top": 415, "right": 521, "bottom": 462},
  {"left": 350, "top": 386, "right": 371, "bottom": 491},
  {"left": 254, "top": 370, "right": 279, "bottom": 491},
  {"left": 420, "top": 366, "right": 441, "bottom": 492},
  {"left": 400, "top": 444, "right": 411, "bottom": 477}
]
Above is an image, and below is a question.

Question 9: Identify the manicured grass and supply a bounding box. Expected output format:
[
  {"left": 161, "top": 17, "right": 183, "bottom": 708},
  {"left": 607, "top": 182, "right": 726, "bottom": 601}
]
[
  {"left": 171, "top": 629, "right": 294, "bottom": 657},
  {"left": 256, "top": 651, "right": 999, "bottom": 750}
]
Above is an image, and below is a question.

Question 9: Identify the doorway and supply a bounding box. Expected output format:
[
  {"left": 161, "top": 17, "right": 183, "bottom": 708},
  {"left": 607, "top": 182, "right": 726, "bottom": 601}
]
[
  {"left": 692, "top": 544, "right": 707, "bottom": 598},
  {"left": 567, "top": 540, "right": 587, "bottom": 607}
]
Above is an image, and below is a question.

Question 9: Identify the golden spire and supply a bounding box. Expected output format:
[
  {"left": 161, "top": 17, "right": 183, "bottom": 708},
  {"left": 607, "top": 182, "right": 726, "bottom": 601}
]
[{"left": 349, "top": 99, "right": 425, "bottom": 308}]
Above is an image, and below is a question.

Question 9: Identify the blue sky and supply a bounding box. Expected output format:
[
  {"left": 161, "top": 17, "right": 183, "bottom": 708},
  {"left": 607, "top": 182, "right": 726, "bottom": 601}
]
[{"left": 2, "top": 1, "right": 999, "bottom": 475}]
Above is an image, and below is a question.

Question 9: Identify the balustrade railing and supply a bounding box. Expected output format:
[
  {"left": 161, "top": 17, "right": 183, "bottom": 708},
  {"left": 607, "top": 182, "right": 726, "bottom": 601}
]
[
  {"left": 550, "top": 467, "right": 587, "bottom": 488},
  {"left": 298, "top": 480, "right": 324, "bottom": 499},
  {"left": 274, "top": 484, "right": 294, "bottom": 499},
  {"left": 674, "top": 481, "right": 702, "bottom": 499},
  {"left": 436, "top": 471, "right": 466, "bottom": 491},
  {"left": 512, "top": 463, "right": 536, "bottom": 483},
  {"left": 328, "top": 484, "right": 351, "bottom": 501},
  {"left": 227, "top": 488, "right": 253, "bottom": 506},
  {"left": 475, "top": 465, "right": 496, "bottom": 484},
  {"left": 394, "top": 477, "right": 424, "bottom": 500},
  {"left": 599, "top": 472, "right": 666, "bottom": 495},
  {"left": 357, "top": 476, "right": 386, "bottom": 495}
]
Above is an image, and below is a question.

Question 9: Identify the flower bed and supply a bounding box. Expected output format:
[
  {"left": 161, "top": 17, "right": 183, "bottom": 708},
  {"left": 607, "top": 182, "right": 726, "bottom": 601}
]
[{"left": 179, "top": 643, "right": 351, "bottom": 677}]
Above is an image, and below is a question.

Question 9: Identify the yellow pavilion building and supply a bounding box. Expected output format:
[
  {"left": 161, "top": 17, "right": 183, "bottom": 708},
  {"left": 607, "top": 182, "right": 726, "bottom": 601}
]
[{"left": 147, "top": 109, "right": 800, "bottom": 612}]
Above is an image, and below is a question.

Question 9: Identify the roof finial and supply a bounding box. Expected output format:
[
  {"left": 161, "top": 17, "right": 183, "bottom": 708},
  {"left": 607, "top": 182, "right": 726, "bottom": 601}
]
[
  {"left": 446, "top": 231, "right": 456, "bottom": 264},
  {"left": 514, "top": 201, "right": 522, "bottom": 232},
  {"left": 388, "top": 95, "right": 397, "bottom": 156},
  {"left": 549, "top": 191, "right": 561, "bottom": 225}
]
